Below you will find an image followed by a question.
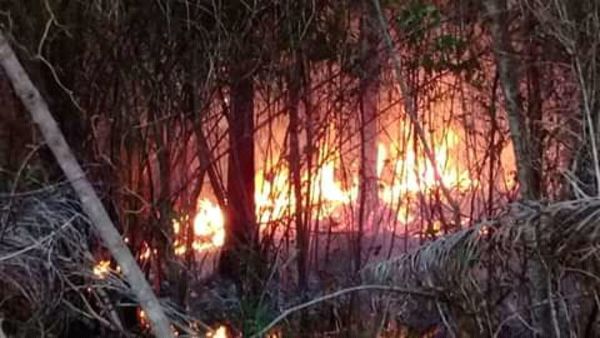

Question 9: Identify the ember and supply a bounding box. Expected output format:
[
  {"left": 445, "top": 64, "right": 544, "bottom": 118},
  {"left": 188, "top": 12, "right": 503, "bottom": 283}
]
[
  {"left": 207, "top": 325, "right": 228, "bottom": 338},
  {"left": 93, "top": 259, "right": 110, "bottom": 278}
]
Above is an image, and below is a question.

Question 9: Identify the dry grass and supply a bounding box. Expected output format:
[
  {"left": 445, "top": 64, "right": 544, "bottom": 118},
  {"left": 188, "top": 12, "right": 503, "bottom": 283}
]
[
  {"left": 0, "top": 185, "right": 128, "bottom": 335},
  {"left": 362, "top": 198, "right": 600, "bottom": 336},
  {"left": 0, "top": 185, "right": 210, "bottom": 336}
]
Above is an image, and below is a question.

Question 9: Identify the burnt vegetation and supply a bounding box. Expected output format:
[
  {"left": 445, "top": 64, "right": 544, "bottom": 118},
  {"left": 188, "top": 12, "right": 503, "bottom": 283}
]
[{"left": 1, "top": 0, "right": 600, "bottom": 337}]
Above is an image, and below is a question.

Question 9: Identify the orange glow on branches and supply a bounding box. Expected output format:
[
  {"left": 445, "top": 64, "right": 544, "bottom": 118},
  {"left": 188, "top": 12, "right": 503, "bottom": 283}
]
[{"left": 172, "top": 121, "right": 486, "bottom": 254}]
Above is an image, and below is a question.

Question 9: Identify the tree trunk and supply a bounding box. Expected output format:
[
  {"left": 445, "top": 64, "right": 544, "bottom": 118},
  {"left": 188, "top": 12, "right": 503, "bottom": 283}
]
[
  {"left": 288, "top": 54, "right": 309, "bottom": 291},
  {"left": 154, "top": 111, "right": 181, "bottom": 304},
  {"left": 0, "top": 31, "right": 175, "bottom": 338},
  {"left": 357, "top": 0, "right": 381, "bottom": 272},
  {"left": 219, "top": 61, "right": 259, "bottom": 286}
]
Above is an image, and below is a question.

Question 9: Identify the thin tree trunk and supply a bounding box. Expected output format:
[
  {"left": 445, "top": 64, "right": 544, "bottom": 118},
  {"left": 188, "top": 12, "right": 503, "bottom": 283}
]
[
  {"left": 357, "top": 0, "right": 381, "bottom": 272},
  {"left": 219, "top": 61, "right": 259, "bottom": 286},
  {"left": 0, "top": 31, "right": 175, "bottom": 338},
  {"left": 288, "top": 53, "right": 308, "bottom": 291},
  {"left": 525, "top": 14, "right": 544, "bottom": 197},
  {"left": 150, "top": 99, "right": 177, "bottom": 294}
]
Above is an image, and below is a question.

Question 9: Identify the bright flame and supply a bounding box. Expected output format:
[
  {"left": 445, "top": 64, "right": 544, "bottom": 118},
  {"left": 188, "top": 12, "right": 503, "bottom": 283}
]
[
  {"left": 175, "top": 126, "right": 482, "bottom": 254},
  {"left": 172, "top": 199, "right": 226, "bottom": 255},
  {"left": 93, "top": 259, "right": 110, "bottom": 278},
  {"left": 139, "top": 242, "right": 152, "bottom": 261},
  {"left": 254, "top": 143, "right": 356, "bottom": 224},
  {"left": 379, "top": 129, "right": 474, "bottom": 205},
  {"left": 255, "top": 165, "right": 293, "bottom": 224},
  {"left": 138, "top": 308, "right": 149, "bottom": 330},
  {"left": 193, "top": 200, "right": 225, "bottom": 249},
  {"left": 207, "top": 326, "right": 228, "bottom": 338},
  {"left": 137, "top": 309, "right": 180, "bottom": 335}
]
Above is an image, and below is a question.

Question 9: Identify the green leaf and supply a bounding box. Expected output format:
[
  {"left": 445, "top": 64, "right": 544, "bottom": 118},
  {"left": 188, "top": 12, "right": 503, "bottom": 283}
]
[{"left": 396, "top": 1, "right": 442, "bottom": 43}]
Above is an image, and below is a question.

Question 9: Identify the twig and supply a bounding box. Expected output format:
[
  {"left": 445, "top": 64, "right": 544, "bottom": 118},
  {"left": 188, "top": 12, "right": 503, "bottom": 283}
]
[
  {"left": 436, "top": 300, "right": 456, "bottom": 338},
  {"left": 0, "top": 216, "right": 73, "bottom": 262},
  {"left": 251, "top": 285, "right": 433, "bottom": 338}
]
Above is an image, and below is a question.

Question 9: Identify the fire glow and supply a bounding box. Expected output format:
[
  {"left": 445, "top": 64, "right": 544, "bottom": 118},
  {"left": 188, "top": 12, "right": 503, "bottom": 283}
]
[
  {"left": 177, "top": 127, "right": 480, "bottom": 254},
  {"left": 207, "top": 326, "right": 228, "bottom": 338},
  {"left": 93, "top": 259, "right": 111, "bottom": 278}
]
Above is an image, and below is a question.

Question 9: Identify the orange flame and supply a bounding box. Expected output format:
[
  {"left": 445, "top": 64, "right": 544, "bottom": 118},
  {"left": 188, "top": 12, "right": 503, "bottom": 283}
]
[
  {"left": 172, "top": 199, "right": 226, "bottom": 255},
  {"left": 93, "top": 259, "right": 111, "bottom": 278},
  {"left": 139, "top": 242, "right": 152, "bottom": 261},
  {"left": 207, "top": 325, "right": 228, "bottom": 338},
  {"left": 138, "top": 308, "right": 149, "bottom": 329},
  {"left": 380, "top": 129, "right": 475, "bottom": 206},
  {"left": 191, "top": 200, "right": 225, "bottom": 251},
  {"left": 174, "top": 125, "right": 482, "bottom": 254}
]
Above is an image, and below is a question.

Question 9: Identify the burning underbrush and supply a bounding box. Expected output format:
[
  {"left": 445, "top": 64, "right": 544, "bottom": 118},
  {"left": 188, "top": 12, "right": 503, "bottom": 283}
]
[
  {"left": 127, "top": 121, "right": 518, "bottom": 335},
  {"left": 3, "top": 175, "right": 600, "bottom": 337},
  {"left": 174, "top": 198, "right": 600, "bottom": 336},
  {"left": 170, "top": 124, "right": 508, "bottom": 258},
  {"left": 0, "top": 70, "right": 538, "bottom": 337},
  {"left": 0, "top": 185, "right": 112, "bottom": 336},
  {"left": 0, "top": 186, "right": 193, "bottom": 337}
]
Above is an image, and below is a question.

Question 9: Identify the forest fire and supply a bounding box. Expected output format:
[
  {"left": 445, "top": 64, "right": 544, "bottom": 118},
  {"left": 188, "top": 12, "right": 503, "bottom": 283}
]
[
  {"left": 379, "top": 129, "right": 474, "bottom": 202},
  {"left": 6, "top": 0, "right": 595, "bottom": 335},
  {"left": 178, "top": 126, "right": 477, "bottom": 253}
]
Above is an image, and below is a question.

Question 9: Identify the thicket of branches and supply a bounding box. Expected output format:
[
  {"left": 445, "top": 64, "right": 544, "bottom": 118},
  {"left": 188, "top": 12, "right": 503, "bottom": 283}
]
[{"left": 1, "top": 0, "right": 599, "bottom": 336}]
